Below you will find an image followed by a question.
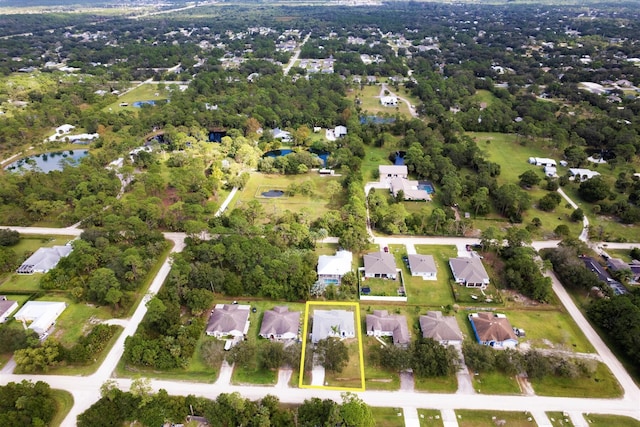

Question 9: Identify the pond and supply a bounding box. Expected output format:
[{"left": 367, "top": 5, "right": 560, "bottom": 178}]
[
  {"left": 133, "top": 100, "right": 157, "bottom": 107},
  {"left": 4, "top": 150, "right": 89, "bottom": 173},
  {"left": 263, "top": 148, "right": 329, "bottom": 166},
  {"left": 261, "top": 190, "right": 285, "bottom": 198}
]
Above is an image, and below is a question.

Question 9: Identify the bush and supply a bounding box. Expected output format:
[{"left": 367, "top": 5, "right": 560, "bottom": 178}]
[{"left": 0, "top": 229, "right": 19, "bottom": 246}]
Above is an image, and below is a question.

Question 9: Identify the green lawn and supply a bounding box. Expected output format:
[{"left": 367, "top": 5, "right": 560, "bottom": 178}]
[
  {"left": 362, "top": 145, "right": 397, "bottom": 183},
  {"left": 455, "top": 410, "right": 537, "bottom": 427},
  {"left": 370, "top": 407, "right": 405, "bottom": 427},
  {"left": 472, "top": 371, "right": 522, "bottom": 395},
  {"left": 471, "top": 90, "right": 498, "bottom": 107},
  {"left": 233, "top": 172, "right": 342, "bottom": 220},
  {"left": 530, "top": 362, "right": 622, "bottom": 398},
  {"left": 0, "top": 274, "right": 43, "bottom": 292},
  {"left": 103, "top": 83, "right": 171, "bottom": 112},
  {"left": 50, "top": 389, "right": 74, "bottom": 427},
  {"left": 546, "top": 412, "right": 574, "bottom": 427},
  {"left": 418, "top": 409, "right": 445, "bottom": 427},
  {"left": 414, "top": 374, "right": 457, "bottom": 393},
  {"left": 363, "top": 337, "right": 400, "bottom": 391},
  {"left": 323, "top": 338, "right": 364, "bottom": 389},
  {"left": 582, "top": 414, "right": 640, "bottom": 427},
  {"left": 390, "top": 244, "right": 455, "bottom": 306},
  {"left": 360, "top": 273, "right": 404, "bottom": 297}
]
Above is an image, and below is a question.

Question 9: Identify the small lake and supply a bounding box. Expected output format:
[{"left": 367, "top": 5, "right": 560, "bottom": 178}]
[
  {"left": 4, "top": 150, "right": 89, "bottom": 173},
  {"left": 263, "top": 148, "right": 329, "bottom": 166}
]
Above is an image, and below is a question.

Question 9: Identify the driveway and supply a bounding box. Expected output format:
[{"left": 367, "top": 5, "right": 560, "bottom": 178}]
[
  {"left": 216, "top": 361, "right": 234, "bottom": 386},
  {"left": 276, "top": 368, "right": 292, "bottom": 389},
  {"left": 311, "top": 364, "right": 325, "bottom": 386}
]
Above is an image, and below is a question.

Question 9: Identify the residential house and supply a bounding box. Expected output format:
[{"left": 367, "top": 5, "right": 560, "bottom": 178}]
[
  {"left": 528, "top": 157, "right": 557, "bottom": 167},
  {"left": 380, "top": 96, "right": 398, "bottom": 107},
  {"left": 317, "top": 250, "right": 353, "bottom": 286},
  {"left": 408, "top": 254, "right": 437, "bottom": 280},
  {"left": 468, "top": 312, "right": 518, "bottom": 349},
  {"left": 272, "top": 128, "right": 292, "bottom": 143},
  {"left": 379, "top": 165, "right": 408, "bottom": 181},
  {"left": 259, "top": 306, "right": 300, "bottom": 341},
  {"left": 14, "top": 301, "right": 67, "bottom": 336},
  {"left": 569, "top": 168, "right": 600, "bottom": 181},
  {"left": 0, "top": 296, "right": 18, "bottom": 323},
  {"left": 365, "top": 310, "right": 410, "bottom": 347},
  {"left": 607, "top": 257, "right": 631, "bottom": 273},
  {"left": 389, "top": 177, "right": 431, "bottom": 201},
  {"left": 363, "top": 251, "right": 398, "bottom": 279},
  {"left": 205, "top": 304, "right": 250, "bottom": 338},
  {"left": 419, "top": 311, "right": 463, "bottom": 345},
  {"left": 334, "top": 125, "right": 347, "bottom": 138},
  {"left": 312, "top": 309, "right": 355, "bottom": 343},
  {"left": 449, "top": 257, "right": 490, "bottom": 288},
  {"left": 16, "top": 246, "right": 73, "bottom": 274}
]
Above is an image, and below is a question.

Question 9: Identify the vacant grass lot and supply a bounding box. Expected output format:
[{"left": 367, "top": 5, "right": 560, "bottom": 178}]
[
  {"left": 582, "top": 414, "right": 640, "bottom": 427},
  {"left": 362, "top": 145, "right": 397, "bottom": 183},
  {"left": 233, "top": 172, "right": 342, "bottom": 221},
  {"left": 363, "top": 337, "right": 400, "bottom": 391},
  {"left": 414, "top": 374, "right": 457, "bottom": 393},
  {"left": 546, "top": 412, "right": 574, "bottom": 427},
  {"left": 418, "top": 409, "right": 445, "bottom": 427},
  {"left": 323, "top": 338, "right": 364, "bottom": 389},
  {"left": 530, "top": 362, "right": 622, "bottom": 398},
  {"left": 472, "top": 371, "right": 521, "bottom": 395},
  {"left": 503, "top": 310, "right": 594, "bottom": 353},
  {"left": 370, "top": 407, "right": 405, "bottom": 427},
  {"left": 455, "top": 410, "right": 536, "bottom": 427}
]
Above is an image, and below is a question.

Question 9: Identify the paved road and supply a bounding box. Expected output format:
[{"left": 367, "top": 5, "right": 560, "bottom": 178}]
[{"left": 283, "top": 32, "right": 311, "bottom": 76}]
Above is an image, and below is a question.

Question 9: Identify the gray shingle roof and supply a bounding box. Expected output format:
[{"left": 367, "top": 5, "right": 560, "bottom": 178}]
[
  {"left": 408, "top": 254, "right": 437, "bottom": 274},
  {"left": 419, "top": 311, "right": 463, "bottom": 342},
  {"left": 259, "top": 306, "right": 300, "bottom": 338},
  {"left": 364, "top": 251, "right": 397, "bottom": 276},
  {"left": 366, "top": 310, "right": 410, "bottom": 345},
  {"left": 449, "top": 257, "right": 489, "bottom": 284}
]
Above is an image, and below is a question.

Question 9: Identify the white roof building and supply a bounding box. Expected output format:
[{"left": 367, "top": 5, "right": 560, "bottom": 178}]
[
  {"left": 312, "top": 309, "right": 355, "bottom": 343},
  {"left": 380, "top": 96, "right": 398, "bottom": 107},
  {"left": 16, "top": 246, "right": 73, "bottom": 274},
  {"left": 569, "top": 168, "right": 600, "bottom": 180},
  {"left": 317, "top": 250, "right": 353, "bottom": 285},
  {"left": 14, "top": 301, "right": 67, "bottom": 335}
]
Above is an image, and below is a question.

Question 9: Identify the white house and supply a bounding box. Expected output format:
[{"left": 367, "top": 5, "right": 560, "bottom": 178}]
[
  {"left": 380, "top": 96, "right": 398, "bottom": 107},
  {"left": 528, "top": 157, "right": 557, "bottom": 167},
  {"left": 569, "top": 168, "right": 600, "bottom": 181},
  {"left": 272, "top": 128, "right": 292, "bottom": 143},
  {"left": 449, "top": 257, "right": 490, "bottom": 288},
  {"left": 543, "top": 166, "right": 557, "bottom": 177},
  {"left": 379, "top": 165, "right": 408, "bottom": 181},
  {"left": 311, "top": 309, "right": 356, "bottom": 343},
  {"left": 16, "top": 246, "right": 73, "bottom": 274},
  {"left": 365, "top": 310, "right": 410, "bottom": 347},
  {"left": 389, "top": 177, "right": 431, "bottom": 201},
  {"left": 408, "top": 254, "right": 437, "bottom": 280},
  {"left": 14, "top": 301, "right": 67, "bottom": 336},
  {"left": 334, "top": 125, "right": 347, "bottom": 138},
  {"left": 47, "top": 124, "right": 75, "bottom": 142},
  {"left": 317, "top": 250, "right": 353, "bottom": 286},
  {"left": 0, "top": 296, "right": 18, "bottom": 323}
]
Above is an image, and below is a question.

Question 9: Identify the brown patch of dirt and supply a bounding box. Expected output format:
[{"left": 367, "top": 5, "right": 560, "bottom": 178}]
[{"left": 161, "top": 187, "right": 179, "bottom": 208}]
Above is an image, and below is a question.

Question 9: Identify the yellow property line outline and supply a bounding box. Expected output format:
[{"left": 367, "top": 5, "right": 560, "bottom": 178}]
[{"left": 299, "top": 301, "right": 366, "bottom": 392}]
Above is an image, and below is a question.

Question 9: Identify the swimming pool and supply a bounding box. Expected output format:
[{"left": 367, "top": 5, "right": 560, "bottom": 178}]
[{"left": 418, "top": 181, "right": 435, "bottom": 194}]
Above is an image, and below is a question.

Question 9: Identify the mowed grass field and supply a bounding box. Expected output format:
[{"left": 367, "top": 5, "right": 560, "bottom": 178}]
[
  {"left": 455, "top": 410, "right": 536, "bottom": 427},
  {"left": 370, "top": 407, "right": 405, "bottom": 427},
  {"left": 103, "top": 83, "right": 171, "bottom": 112},
  {"left": 530, "top": 362, "right": 622, "bottom": 398},
  {"left": 582, "top": 414, "right": 640, "bottom": 427},
  {"left": 350, "top": 85, "right": 414, "bottom": 119},
  {"left": 418, "top": 409, "right": 445, "bottom": 427},
  {"left": 233, "top": 172, "right": 342, "bottom": 221}
]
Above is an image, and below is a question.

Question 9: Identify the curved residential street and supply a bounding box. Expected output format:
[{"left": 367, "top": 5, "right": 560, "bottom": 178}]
[{"left": 1, "top": 189, "right": 639, "bottom": 425}]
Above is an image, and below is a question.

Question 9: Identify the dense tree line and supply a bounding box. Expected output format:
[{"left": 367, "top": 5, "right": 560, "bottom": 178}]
[
  {"left": 372, "top": 336, "right": 459, "bottom": 378},
  {"left": 79, "top": 385, "right": 374, "bottom": 427},
  {"left": 0, "top": 381, "right": 57, "bottom": 427}
]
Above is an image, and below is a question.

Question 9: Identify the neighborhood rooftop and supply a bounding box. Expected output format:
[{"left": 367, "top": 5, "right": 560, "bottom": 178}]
[{"left": 419, "top": 311, "right": 463, "bottom": 344}]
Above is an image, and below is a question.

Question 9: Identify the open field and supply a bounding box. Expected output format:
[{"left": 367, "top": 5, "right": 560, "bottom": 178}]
[
  {"left": 471, "top": 90, "right": 498, "bottom": 107},
  {"left": 323, "top": 338, "right": 364, "bottom": 389},
  {"left": 414, "top": 374, "right": 458, "bottom": 393},
  {"left": 362, "top": 145, "right": 397, "bottom": 183},
  {"left": 392, "top": 244, "right": 456, "bottom": 306},
  {"left": 233, "top": 172, "right": 342, "bottom": 221},
  {"left": 455, "top": 409, "right": 536, "bottom": 427},
  {"left": 530, "top": 362, "right": 622, "bottom": 398},
  {"left": 103, "top": 83, "right": 171, "bottom": 112},
  {"left": 371, "top": 407, "right": 405, "bottom": 427},
  {"left": 419, "top": 409, "right": 445, "bottom": 427}
]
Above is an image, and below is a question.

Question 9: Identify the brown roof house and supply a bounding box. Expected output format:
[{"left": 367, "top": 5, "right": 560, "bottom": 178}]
[
  {"left": 363, "top": 251, "right": 398, "bottom": 279},
  {"left": 0, "top": 296, "right": 18, "bottom": 323},
  {"left": 408, "top": 254, "right": 437, "bottom": 280},
  {"left": 206, "top": 304, "right": 250, "bottom": 339},
  {"left": 468, "top": 312, "right": 518, "bottom": 349},
  {"left": 449, "top": 257, "right": 490, "bottom": 288},
  {"left": 419, "top": 311, "right": 463, "bottom": 345},
  {"left": 365, "top": 310, "right": 410, "bottom": 347},
  {"left": 259, "top": 306, "right": 300, "bottom": 341}
]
